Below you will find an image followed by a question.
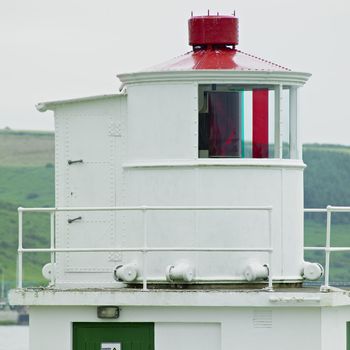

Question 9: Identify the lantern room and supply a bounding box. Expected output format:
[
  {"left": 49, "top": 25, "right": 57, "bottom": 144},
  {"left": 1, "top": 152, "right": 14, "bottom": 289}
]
[
  {"left": 120, "top": 15, "right": 304, "bottom": 163},
  {"left": 189, "top": 15, "right": 299, "bottom": 160},
  {"left": 32, "top": 13, "right": 311, "bottom": 289}
]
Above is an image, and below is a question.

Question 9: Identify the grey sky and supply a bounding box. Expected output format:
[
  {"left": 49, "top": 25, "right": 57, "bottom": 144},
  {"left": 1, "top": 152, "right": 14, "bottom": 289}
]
[{"left": 1, "top": 0, "right": 349, "bottom": 145}]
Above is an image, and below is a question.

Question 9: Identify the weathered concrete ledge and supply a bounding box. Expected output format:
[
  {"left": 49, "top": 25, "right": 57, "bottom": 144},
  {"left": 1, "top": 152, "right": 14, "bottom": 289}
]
[{"left": 9, "top": 287, "right": 350, "bottom": 308}]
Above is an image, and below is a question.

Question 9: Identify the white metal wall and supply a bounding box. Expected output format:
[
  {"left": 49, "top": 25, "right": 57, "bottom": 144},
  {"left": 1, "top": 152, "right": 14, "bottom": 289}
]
[
  {"left": 126, "top": 83, "right": 198, "bottom": 160},
  {"left": 49, "top": 84, "right": 305, "bottom": 287},
  {"left": 54, "top": 96, "right": 127, "bottom": 286},
  {"left": 122, "top": 164, "right": 304, "bottom": 281}
]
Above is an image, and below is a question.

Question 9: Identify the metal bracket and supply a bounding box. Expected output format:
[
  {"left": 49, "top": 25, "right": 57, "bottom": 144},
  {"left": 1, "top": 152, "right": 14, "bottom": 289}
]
[
  {"left": 67, "top": 159, "right": 83, "bottom": 165},
  {"left": 67, "top": 216, "right": 82, "bottom": 224}
]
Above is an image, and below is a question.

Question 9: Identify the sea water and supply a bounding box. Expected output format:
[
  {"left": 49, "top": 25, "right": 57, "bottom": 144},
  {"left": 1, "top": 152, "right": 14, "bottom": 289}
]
[{"left": 0, "top": 326, "right": 28, "bottom": 350}]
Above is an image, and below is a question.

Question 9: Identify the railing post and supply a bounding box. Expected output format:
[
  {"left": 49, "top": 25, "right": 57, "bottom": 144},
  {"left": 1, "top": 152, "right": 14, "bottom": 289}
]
[
  {"left": 267, "top": 209, "right": 273, "bottom": 291},
  {"left": 18, "top": 209, "right": 23, "bottom": 289},
  {"left": 142, "top": 207, "right": 148, "bottom": 291},
  {"left": 322, "top": 206, "right": 332, "bottom": 291},
  {"left": 50, "top": 211, "right": 55, "bottom": 286}
]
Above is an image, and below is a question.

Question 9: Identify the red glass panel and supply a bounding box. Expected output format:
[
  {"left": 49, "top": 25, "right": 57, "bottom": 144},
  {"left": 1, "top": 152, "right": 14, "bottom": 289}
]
[
  {"left": 208, "top": 92, "right": 241, "bottom": 157},
  {"left": 253, "top": 89, "right": 269, "bottom": 158}
]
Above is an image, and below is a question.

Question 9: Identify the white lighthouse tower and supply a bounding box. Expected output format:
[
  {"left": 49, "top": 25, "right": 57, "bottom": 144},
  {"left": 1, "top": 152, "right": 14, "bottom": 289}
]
[{"left": 9, "top": 13, "right": 350, "bottom": 350}]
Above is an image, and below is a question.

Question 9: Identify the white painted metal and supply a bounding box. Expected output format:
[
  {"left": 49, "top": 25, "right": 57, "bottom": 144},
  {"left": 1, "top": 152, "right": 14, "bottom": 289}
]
[
  {"left": 304, "top": 208, "right": 328, "bottom": 213},
  {"left": 18, "top": 204, "right": 350, "bottom": 290},
  {"left": 51, "top": 95, "right": 127, "bottom": 285},
  {"left": 113, "top": 263, "right": 138, "bottom": 282},
  {"left": 267, "top": 209, "right": 273, "bottom": 290},
  {"left": 328, "top": 205, "right": 350, "bottom": 212},
  {"left": 302, "top": 262, "right": 324, "bottom": 281},
  {"left": 289, "top": 87, "right": 299, "bottom": 159},
  {"left": 19, "top": 73, "right": 310, "bottom": 289},
  {"left": 274, "top": 84, "right": 282, "bottom": 158},
  {"left": 324, "top": 206, "right": 332, "bottom": 290},
  {"left": 127, "top": 83, "right": 198, "bottom": 160},
  {"left": 42, "top": 263, "right": 55, "bottom": 281},
  {"left": 117, "top": 70, "right": 311, "bottom": 86},
  {"left": 166, "top": 263, "right": 195, "bottom": 282},
  {"left": 27, "top": 78, "right": 309, "bottom": 289},
  {"left": 142, "top": 208, "right": 148, "bottom": 290},
  {"left": 304, "top": 206, "right": 350, "bottom": 291},
  {"left": 50, "top": 212, "right": 55, "bottom": 285},
  {"left": 17, "top": 205, "right": 274, "bottom": 289},
  {"left": 20, "top": 247, "right": 273, "bottom": 253},
  {"left": 123, "top": 158, "right": 306, "bottom": 168},
  {"left": 18, "top": 205, "right": 273, "bottom": 212},
  {"left": 36, "top": 94, "right": 122, "bottom": 112},
  {"left": 243, "top": 262, "right": 269, "bottom": 282},
  {"left": 17, "top": 210, "right": 23, "bottom": 289}
]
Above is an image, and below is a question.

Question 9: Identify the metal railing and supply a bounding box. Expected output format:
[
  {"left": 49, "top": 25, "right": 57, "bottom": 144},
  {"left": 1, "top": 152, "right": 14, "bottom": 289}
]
[
  {"left": 17, "top": 205, "right": 274, "bottom": 291},
  {"left": 304, "top": 206, "right": 350, "bottom": 292}
]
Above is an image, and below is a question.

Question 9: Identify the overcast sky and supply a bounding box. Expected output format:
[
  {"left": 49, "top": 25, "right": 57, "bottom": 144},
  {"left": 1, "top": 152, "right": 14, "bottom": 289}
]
[{"left": 1, "top": 0, "right": 349, "bottom": 145}]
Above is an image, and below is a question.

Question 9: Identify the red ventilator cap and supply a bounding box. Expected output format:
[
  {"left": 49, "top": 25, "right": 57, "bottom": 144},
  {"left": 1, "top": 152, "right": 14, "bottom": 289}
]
[{"left": 188, "top": 15, "right": 239, "bottom": 46}]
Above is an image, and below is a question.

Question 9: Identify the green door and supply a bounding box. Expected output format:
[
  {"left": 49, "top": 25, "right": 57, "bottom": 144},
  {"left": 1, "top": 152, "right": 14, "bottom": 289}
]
[{"left": 73, "top": 322, "right": 154, "bottom": 350}]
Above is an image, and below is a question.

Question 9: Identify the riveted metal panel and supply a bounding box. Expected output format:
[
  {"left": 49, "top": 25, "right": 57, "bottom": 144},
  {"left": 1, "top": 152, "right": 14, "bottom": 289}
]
[{"left": 54, "top": 96, "right": 127, "bottom": 281}]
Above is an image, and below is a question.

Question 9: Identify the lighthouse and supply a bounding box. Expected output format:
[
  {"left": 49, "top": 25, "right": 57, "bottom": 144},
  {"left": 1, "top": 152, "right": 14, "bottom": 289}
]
[{"left": 9, "top": 13, "right": 350, "bottom": 350}]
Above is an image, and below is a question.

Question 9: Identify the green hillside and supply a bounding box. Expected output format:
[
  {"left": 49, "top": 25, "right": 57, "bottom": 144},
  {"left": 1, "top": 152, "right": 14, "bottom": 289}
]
[
  {"left": 0, "top": 129, "right": 54, "bottom": 291},
  {"left": 0, "top": 129, "right": 350, "bottom": 293},
  {"left": 0, "top": 129, "right": 54, "bottom": 167},
  {"left": 303, "top": 144, "right": 350, "bottom": 283}
]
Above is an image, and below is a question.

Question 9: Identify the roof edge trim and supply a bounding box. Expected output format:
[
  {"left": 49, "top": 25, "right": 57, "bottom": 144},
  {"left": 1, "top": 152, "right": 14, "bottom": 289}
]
[
  {"left": 117, "top": 70, "right": 311, "bottom": 87},
  {"left": 36, "top": 93, "right": 126, "bottom": 112}
]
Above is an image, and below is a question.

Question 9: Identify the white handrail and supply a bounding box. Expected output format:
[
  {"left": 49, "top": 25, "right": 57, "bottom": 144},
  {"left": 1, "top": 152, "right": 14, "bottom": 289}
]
[
  {"left": 19, "top": 247, "right": 273, "bottom": 253},
  {"left": 325, "top": 207, "right": 332, "bottom": 289},
  {"left": 18, "top": 205, "right": 350, "bottom": 292},
  {"left": 17, "top": 205, "right": 274, "bottom": 291},
  {"left": 304, "top": 205, "right": 350, "bottom": 292},
  {"left": 304, "top": 208, "right": 327, "bottom": 213},
  {"left": 18, "top": 205, "right": 273, "bottom": 212}
]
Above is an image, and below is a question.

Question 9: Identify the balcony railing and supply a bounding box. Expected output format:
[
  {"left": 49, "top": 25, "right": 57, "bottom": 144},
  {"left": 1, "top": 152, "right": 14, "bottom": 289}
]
[
  {"left": 18, "top": 205, "right": 350, "bottom": 292},
  {"left": 17, "top": 205, "right": 273, "bottom": 291},
  {"left": 304, "top": 206, "right": 350, "bottom": 292}
]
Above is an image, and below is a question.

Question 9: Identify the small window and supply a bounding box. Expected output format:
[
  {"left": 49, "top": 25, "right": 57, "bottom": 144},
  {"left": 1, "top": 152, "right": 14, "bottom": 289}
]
[
  {"left": 199, "top": 85, "right": 243, "bottom": 158},
  {"left": 200, "top": 91, "right": 242, "bottom": 157},
  {"left": 198, "top": 84, "right": 291, "bottom": 159}
]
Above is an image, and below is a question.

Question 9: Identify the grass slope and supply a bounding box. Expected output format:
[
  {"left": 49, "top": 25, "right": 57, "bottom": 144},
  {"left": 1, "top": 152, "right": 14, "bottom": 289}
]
[
  {"left": 304, "top": 144, "right": 350, "bottom": 218},
  {"left": 304, "top": 220, "right": 350, "bottom": 282},
  {"left": 1, "top": 130, "right": 350, "bottom": 292},
  {"left": 0, "top": 129, "right": 54, "bottom": 167},
  {"left": 0, "top": 129, "right": 54, "bottom": 290}
]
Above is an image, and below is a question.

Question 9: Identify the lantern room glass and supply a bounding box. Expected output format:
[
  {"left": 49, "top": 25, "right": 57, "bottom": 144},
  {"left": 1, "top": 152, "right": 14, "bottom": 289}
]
[
  {"left": 198, "top": 84, "right": 293, "bottom": 160},
  {"left": 207, "top": 91, "right": 241, "bottom": 157}
]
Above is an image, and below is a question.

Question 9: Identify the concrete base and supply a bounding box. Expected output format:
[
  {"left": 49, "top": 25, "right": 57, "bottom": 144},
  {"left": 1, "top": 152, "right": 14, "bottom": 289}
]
[{"left": 9, "top": 287, "right": 350, "bottom": 350}]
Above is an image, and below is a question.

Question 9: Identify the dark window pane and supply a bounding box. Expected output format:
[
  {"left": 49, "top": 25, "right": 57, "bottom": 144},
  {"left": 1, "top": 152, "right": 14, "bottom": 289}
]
[
  {"left": 198, "top": 113, "right": 209, "bottom": 150},
  {"left": 208, "top": 92, "right": 241, "bottom": 157}
]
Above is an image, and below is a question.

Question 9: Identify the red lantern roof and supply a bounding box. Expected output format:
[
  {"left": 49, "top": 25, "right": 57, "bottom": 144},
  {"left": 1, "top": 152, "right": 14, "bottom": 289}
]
[{"left": 143, "top": 14, "right": 290, "bottom": 72}]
